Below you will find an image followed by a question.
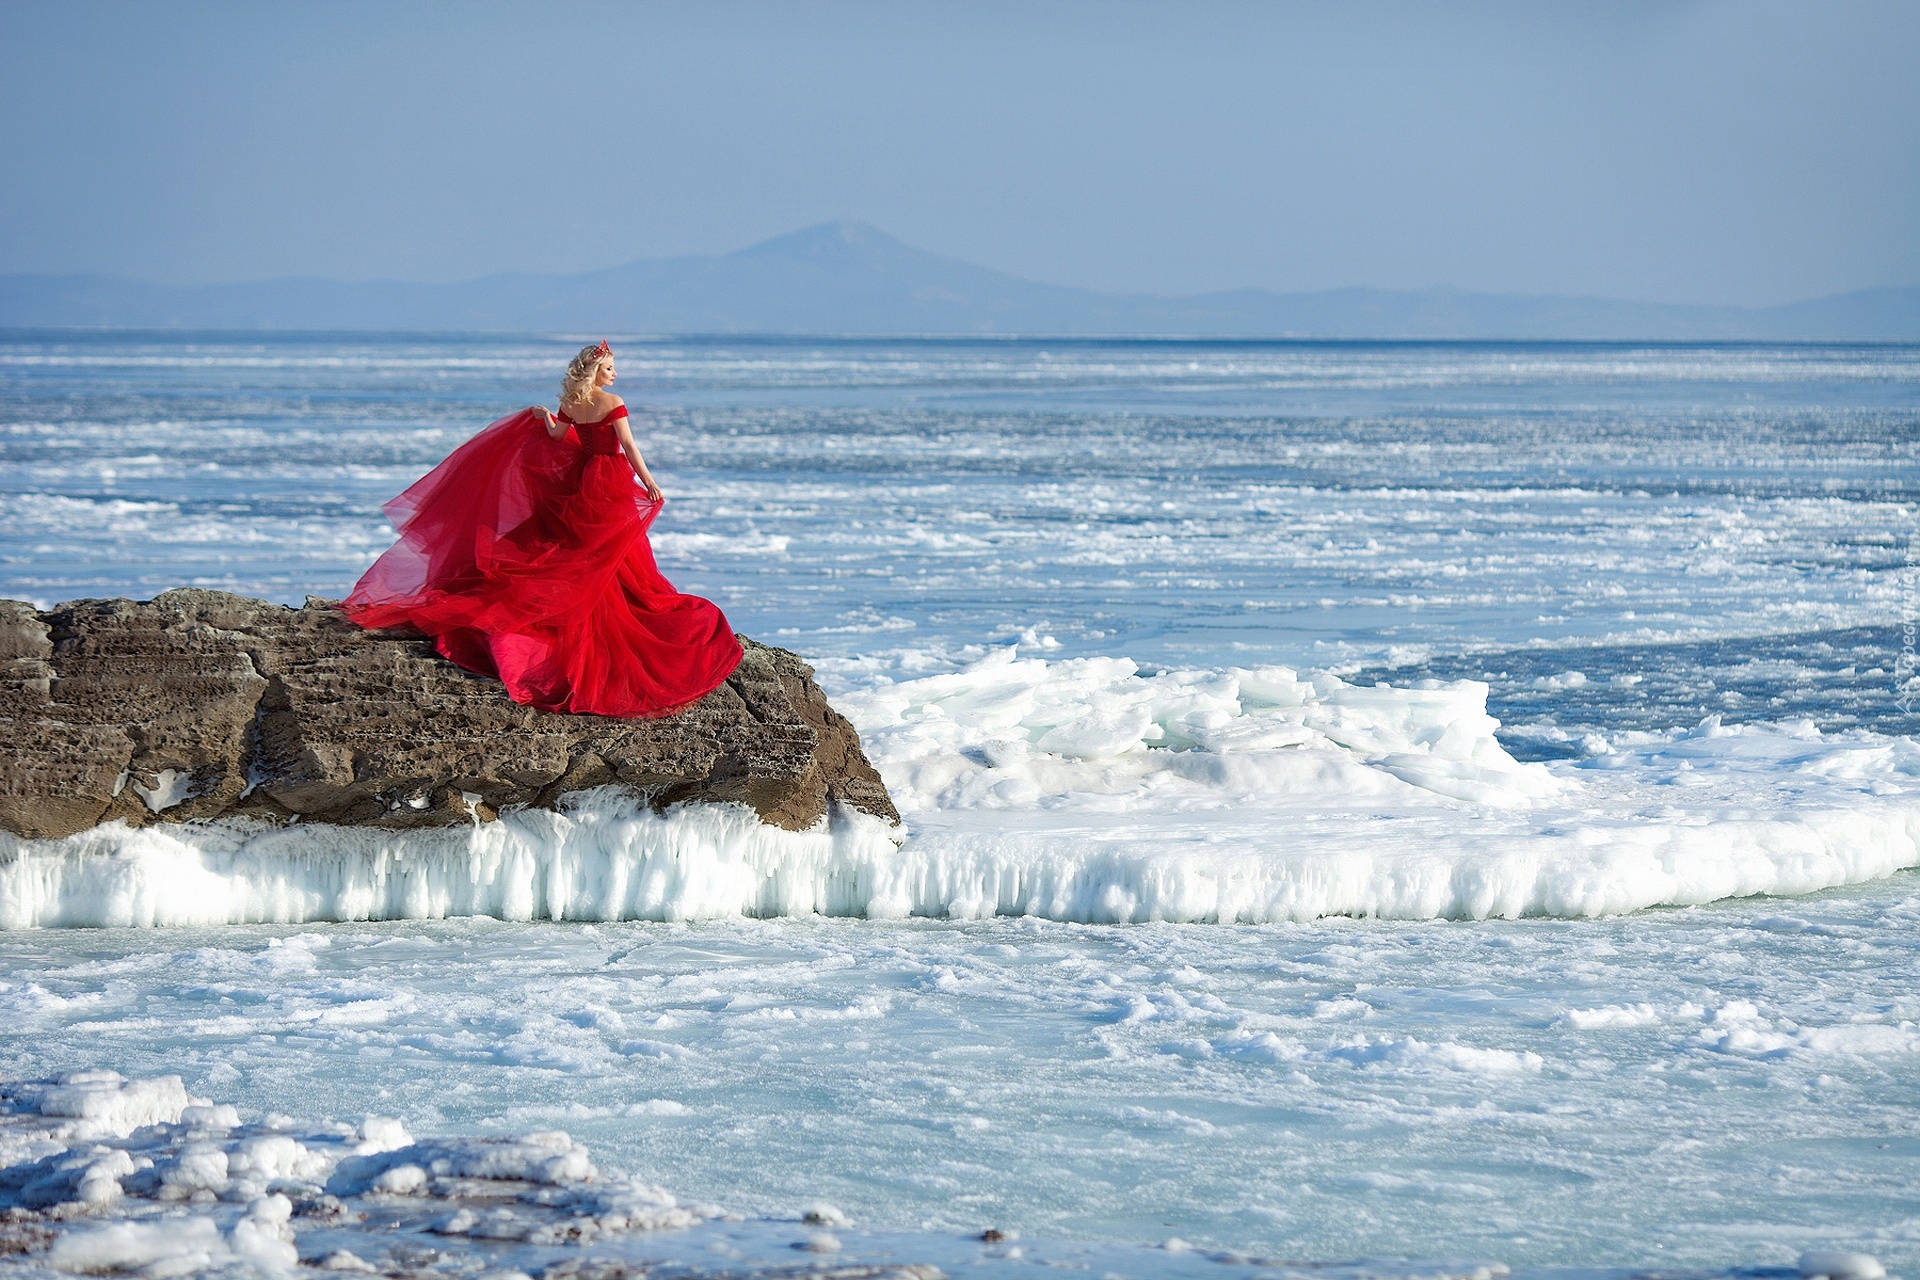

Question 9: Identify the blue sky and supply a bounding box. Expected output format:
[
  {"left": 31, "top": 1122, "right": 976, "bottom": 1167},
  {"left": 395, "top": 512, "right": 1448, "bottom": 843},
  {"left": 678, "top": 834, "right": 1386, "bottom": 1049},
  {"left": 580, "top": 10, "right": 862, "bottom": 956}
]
[{"left": 2, "top": 0, "right": 1914, "bottom": 305}]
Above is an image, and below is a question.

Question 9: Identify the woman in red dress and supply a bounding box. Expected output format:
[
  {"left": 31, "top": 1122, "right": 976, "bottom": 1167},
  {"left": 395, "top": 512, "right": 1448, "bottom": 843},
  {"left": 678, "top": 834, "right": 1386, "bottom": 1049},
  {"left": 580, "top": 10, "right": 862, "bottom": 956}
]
[{"left": 344, "top": 341, "right": 743, "bottom": 717}]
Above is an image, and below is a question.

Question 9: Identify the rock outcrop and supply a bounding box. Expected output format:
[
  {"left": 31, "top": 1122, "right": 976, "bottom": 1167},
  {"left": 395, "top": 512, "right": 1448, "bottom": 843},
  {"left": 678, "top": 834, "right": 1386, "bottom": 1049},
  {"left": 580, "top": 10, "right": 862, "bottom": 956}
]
[{"left": 0, "top": 590, "right": 898, "bottom": 841}]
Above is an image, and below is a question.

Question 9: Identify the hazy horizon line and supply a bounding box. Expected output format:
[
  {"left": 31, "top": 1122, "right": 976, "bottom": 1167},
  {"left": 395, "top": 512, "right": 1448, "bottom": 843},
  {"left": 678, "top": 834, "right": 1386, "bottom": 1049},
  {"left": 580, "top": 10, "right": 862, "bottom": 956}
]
[{"left": 9, "top": 220, "right": 1914, "bottom": 314}]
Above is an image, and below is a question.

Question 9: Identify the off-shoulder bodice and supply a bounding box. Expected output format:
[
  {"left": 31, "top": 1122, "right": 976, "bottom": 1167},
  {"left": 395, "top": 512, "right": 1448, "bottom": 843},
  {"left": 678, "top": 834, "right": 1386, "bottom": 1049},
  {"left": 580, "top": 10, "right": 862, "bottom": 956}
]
[{"left": 558, "top": 403, "right": 629, "bottom": 456}]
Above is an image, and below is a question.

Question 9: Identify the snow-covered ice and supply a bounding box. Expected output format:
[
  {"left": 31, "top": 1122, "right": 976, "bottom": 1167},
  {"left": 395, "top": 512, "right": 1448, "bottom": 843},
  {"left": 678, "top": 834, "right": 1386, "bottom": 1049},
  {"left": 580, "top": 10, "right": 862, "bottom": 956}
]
[{"left": 10, "top": 1066, "right": 1877, "bottom": 1280}]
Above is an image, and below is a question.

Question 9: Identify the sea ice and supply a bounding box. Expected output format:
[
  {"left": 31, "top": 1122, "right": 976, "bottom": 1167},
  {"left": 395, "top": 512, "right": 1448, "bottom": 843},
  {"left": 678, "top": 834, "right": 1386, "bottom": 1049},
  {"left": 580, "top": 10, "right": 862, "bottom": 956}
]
[{"left": 3, "top": 332, "right": 1917, "bottom": 1276}]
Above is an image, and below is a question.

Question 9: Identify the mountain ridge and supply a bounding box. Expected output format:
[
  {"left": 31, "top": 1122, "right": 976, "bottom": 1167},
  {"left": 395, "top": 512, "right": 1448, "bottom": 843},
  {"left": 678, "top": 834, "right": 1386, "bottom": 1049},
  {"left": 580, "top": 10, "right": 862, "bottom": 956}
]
[{"left": 3, "top": 221, "right": 1916, "bottom": 339}]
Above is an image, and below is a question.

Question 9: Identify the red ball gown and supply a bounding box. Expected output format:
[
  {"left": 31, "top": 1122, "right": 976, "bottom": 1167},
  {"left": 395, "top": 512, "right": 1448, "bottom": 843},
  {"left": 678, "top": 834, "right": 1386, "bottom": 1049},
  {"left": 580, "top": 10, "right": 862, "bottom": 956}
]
[{"left": 344, "top": 405, "right": 743, "bottom": 717}]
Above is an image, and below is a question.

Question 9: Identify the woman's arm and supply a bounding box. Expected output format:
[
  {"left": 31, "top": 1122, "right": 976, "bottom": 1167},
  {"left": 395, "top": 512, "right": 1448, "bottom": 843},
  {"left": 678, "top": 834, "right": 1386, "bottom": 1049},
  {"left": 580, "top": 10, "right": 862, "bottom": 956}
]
[
  {"left": 613, "top": 414, "right": 664, "bottom": 502},
  {"left": 530, "top": 405, "right": 569, "bottom": 440}
]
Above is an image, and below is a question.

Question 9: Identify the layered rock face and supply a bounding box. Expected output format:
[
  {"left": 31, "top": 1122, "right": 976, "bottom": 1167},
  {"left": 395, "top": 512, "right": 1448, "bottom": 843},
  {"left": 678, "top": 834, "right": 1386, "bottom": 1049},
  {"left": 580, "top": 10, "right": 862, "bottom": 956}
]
[{"left": 0, "top": 590, "right": 898, "bottom": 841}]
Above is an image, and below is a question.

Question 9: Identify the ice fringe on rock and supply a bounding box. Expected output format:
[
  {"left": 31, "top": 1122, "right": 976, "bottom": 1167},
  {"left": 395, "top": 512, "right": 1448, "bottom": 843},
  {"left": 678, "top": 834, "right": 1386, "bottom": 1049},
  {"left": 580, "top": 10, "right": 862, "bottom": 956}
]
[
  {"left": 3, "top": 651, "right": 1920, "bottom": 926},
  {"left": 0, "top": 795, "right": 904, "bottom": 929}
]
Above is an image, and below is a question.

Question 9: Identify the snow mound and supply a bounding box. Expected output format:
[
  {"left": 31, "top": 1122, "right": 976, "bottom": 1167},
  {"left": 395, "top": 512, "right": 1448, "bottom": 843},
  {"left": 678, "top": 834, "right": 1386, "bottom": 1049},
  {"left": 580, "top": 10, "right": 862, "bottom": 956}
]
[
  {"left": 841, "top": 650, "right": 1560, "bottom": 810},
  {"left": 0, "top": 1070, "right": 711, "bottom": 1273},
  {"left": 25, "top": 1070, "right": 196, "bottom": 1141}
]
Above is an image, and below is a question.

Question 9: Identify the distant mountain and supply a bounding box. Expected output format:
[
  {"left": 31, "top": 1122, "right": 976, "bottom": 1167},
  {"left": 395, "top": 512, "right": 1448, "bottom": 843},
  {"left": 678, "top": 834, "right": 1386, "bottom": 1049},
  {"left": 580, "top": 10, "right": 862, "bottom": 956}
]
[{"left": 3, "top": 221, "right": 1916, "bottom": 339}]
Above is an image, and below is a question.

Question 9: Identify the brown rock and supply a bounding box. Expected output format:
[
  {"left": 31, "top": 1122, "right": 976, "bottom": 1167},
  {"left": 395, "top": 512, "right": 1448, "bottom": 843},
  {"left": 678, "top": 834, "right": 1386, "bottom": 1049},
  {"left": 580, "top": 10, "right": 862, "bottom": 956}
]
[{"left": 0, "top": 590, "right": 899, "bottom": 841}]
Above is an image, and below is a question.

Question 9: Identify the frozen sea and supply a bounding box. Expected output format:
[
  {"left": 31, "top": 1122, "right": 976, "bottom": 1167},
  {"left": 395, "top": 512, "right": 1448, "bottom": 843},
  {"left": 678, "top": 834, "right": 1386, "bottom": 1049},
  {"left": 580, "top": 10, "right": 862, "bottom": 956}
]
[{"left": 1, "top": 333, "right": 1918, "bottom": 1277}]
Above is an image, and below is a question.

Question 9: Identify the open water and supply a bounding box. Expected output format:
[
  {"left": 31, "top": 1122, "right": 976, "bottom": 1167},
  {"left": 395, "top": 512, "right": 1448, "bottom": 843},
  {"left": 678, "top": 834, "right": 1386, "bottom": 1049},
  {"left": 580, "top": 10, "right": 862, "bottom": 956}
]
[{"left": 1, "top": 333, "right": 1917, "bottom": 1277}]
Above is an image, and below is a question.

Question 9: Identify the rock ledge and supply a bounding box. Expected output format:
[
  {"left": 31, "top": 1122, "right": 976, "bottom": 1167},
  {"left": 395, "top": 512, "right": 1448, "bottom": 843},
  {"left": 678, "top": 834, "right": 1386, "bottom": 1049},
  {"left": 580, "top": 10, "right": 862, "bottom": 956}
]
[{"left": 0, "top": 590, "right": 898, "bottom": 841}]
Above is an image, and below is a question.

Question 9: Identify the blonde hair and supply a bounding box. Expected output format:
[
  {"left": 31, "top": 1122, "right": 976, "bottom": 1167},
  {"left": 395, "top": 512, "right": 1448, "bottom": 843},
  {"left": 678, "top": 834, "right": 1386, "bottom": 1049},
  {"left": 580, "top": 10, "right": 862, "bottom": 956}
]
[{"left": 560, "top": 342, "right": 611, "bottom": 407}]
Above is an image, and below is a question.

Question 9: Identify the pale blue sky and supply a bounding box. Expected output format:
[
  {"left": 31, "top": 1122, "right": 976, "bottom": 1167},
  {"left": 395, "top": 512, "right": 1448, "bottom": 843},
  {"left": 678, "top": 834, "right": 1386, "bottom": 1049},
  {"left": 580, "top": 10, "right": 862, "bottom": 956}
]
[{"left": 2, "top": 0, "right": 1915, "bottom": 305}]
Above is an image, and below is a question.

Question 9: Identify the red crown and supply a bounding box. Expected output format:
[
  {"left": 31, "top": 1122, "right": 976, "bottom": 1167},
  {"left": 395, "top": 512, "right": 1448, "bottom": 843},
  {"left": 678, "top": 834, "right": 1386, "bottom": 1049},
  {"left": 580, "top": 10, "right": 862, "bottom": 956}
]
[{"left": 592, "top": 340, "right": 612, "bottom": 359}]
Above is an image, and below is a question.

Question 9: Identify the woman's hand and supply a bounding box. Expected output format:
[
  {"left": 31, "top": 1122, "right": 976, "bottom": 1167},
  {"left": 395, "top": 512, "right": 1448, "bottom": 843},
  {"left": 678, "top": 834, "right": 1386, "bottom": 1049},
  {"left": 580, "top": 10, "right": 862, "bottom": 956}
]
[
  {"left": 640, "top": 474, "right": 664, "bottom": 503},
  {"left": 531, "top": 406, "right": 562, "bottom": 439}
]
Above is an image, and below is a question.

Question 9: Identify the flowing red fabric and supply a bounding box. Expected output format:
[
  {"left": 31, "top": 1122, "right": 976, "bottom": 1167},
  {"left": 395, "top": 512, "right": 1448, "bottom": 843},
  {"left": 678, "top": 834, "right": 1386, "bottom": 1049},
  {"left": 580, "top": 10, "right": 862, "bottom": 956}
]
[{"left": 344, "top": 407, "right": 742, "bottom": 717}]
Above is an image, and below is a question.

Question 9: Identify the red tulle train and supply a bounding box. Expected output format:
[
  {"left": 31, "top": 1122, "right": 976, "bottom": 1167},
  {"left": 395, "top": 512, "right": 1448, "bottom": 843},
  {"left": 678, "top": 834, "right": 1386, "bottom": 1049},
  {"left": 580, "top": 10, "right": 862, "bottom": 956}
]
[{"left": 344, "top": 408, "right": 742, "bottom": 717}]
